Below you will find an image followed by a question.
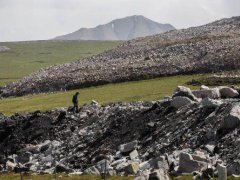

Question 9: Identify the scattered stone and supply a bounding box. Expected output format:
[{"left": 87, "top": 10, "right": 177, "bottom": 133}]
[
  {"left": 227, "top": 161, "right": 240, "bottom": 176},
  {"left": 171, "top": 96, "right": 193, "bottom": 109},
  {"left": 204, "top": 144, "right": 216, "bottom": 155},
  {"left": 178, "top": 153, "right": 207, "bottom": 173},
  {"left": 148, "top": 169, "right": 169, "bottom": 180},
  {"left": 6, "top": 161, "right": 17, "bottom": 171},
  {"left": 200, "top": 85, "right": 210, "bottom": 90},
  {"left": 129, "top": 150, "right": 139, "bottom": 160},
  {"left": 125, "top": 162, "right": 140, "bottom": 174},
  {"left": 119, "top": 140, "right": 138, "bottom": 154},
  {"left": 173, "top": 86, "right": 198, "bottom": 101},
  {"left": 16, "top": 152, "right": 32, "bottom": 164},
  {"left": 201, "top": 98, "right": 222, "bottom": 108},
  {"left": 220, "top": 104, "right": 240, "bottom": 130},
  {"left": 217, "top": 164, "right": 227, "bottom": 180},
  {"left": 55, "top": 164, "right": 74, "bottom": 173},
  {"left": 83, "top": 166, "right": 100, "bottom": 175},
  {"left": 192, "top": 88, "right": 220, "bottom": 99},
  {"left": 95, "top": 159, "right": 110, "bottom": 173},
  {"left": 219, "top": 87, "right": 239, "bottom": 98}
]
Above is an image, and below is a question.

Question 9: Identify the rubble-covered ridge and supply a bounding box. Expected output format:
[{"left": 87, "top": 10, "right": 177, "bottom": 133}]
[
  {"left": 1, "top": 16, "right": 240, "bottom": 97},
  {"left": 0, "top": 85, "right": 240, "bottom": 179}
]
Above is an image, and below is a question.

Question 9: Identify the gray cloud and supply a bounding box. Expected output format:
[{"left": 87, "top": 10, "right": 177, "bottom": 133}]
[{"left": 0, "top": 0, "right": 239, "bottom": 42}]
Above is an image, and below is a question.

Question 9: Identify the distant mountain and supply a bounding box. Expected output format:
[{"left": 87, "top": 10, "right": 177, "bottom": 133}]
[{"left": 54, "top": 15, "right": 175, "bottom": 40}]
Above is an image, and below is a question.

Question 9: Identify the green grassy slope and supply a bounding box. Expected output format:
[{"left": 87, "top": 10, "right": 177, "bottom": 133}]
[
  {"left": 0, "top": 75, "right": 204, "bottom": 115},
  {"left": 0, "top": 40, "right": 122, "bottom": 86}
]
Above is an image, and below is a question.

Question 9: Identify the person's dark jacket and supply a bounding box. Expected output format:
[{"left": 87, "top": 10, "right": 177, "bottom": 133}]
[{"left": 72, "top": 94, "right": 78, "bottom": 104}]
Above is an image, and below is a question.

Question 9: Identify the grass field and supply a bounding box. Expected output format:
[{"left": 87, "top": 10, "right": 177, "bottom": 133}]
[
  {"left": 0, "top": 74, "right": 204, "bottom": 115},
  {"left": 0, "top": 173, "right": 133, "bottom": 180},
  {"left": 1, "top": 173, "right": 239, "bottom": 180},
  {"left": 0, "top": 40, "right": 122, "bottom": 86}
]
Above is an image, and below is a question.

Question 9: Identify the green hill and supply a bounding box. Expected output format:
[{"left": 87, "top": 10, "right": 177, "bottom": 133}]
[{"left": 0, "top": 40, "right": 122, "bottom": 86}]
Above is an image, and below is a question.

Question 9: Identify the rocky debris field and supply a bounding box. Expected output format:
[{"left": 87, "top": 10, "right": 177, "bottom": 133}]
[
  {"left": 1, "top": 16, "right": 240, "bottom": 97},
  {"left": 0, "top": 46, "right": 10, "bottom": 52},
  {"left": 0, "top": 85, "right": 240, "bottom": 179}
]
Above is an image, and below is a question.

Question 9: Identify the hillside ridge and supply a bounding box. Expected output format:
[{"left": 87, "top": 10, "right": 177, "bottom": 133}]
[{"left": 1, "top": 16, "right": 240, "bottom": 97}]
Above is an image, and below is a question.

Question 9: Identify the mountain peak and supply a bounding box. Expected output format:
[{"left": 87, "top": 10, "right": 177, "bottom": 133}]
[{"left": 54, "top": 15, "right": 175, "bottom": 41}]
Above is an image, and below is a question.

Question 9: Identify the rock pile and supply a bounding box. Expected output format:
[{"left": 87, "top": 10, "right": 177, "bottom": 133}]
[
  {"left": 1, "top": 16, "right": 240, "bottom": 97},
  {"left": 0, "top": 85, "right": 240, "bottom": 179}
]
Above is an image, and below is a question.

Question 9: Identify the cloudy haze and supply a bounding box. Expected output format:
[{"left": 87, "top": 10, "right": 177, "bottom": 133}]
[{"left": 0, "top": 0, "right": 239, "bottom": 42}]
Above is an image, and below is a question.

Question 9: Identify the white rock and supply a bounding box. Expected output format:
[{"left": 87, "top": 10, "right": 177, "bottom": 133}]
[
  {"left": 200, "top": 85, "right": 210, "bottom": 90},
  {"left": 6, "top": 160, "right": 17, "bottom": 171},
  {"left": 174, "top": 86, "right": 191, "bottom": 93},
  {"left": 129, "top": 150, "right": 139, "bottom": 160},
  {"left": 217, "top": 164, "right": 227, "bottom": 180},
  {"left": 111, "top": 158, "right": 126, "bottom": 167},
  {"left": 139, "top": 161, "right": 151, "bottom": 171},
  {"left": 192, "top": 88, "right": 220, "bottom": 99}
]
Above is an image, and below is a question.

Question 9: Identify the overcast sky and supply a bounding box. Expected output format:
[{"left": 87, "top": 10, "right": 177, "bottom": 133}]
[{"left": 0, "top": 0, "right": 239, "bottom": 42}]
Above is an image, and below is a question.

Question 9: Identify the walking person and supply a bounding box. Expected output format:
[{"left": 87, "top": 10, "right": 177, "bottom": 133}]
[{"left": 72, "top": 92, "right": 79, "bottom": 113}]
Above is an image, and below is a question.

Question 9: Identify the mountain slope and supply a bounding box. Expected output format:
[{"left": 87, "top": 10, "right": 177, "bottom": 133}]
[
  {"left": 1, "top": 16, "right": 240, "bottom": 97},
  {"left": 54, "top": 15, "right": 175, "bottom": 40}
]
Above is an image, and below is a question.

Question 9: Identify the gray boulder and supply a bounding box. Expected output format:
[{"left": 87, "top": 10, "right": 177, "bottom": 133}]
[
  {"left": 16, "top": 152, "right": 32, "bottom": 164},
  {"left": 171, "top": 97, "right": 193, "bottom": 109},
  {"left": 201, "top": 98, "right": 222, "bottom": 108},
  {"left": 134, "top": 171, "right": 150, "bottom": 180},
  {"left": 139, "top": 156, "right": 168, "bottom": 171},
  {"left": 119, "top": 140, "right": 138, "bottom": 154},
  {"left": 220, "top": 104, "right": 240, "bottom": 130},
  {"left": 111, "top": 158, "right": 127, "bottom": 167},
  {"left": 192, "top": 88, "right": 220, "bottom": 99},
  {"left": 125, "top": 162, "right": 140, "bottom": 174},
  {"left": 227, "top": 161, "right": 240, "bottom": 176},
  {"left": 95, "top": 159, "right": 110, "bottom": 173},
  {"left": 148, "top": 169, "right": 169, "bottom": 180},
  {"left": 83, "top": 166, "right": 100, "bottom": 175},
  {"left": 178, "top": 153, "right": 208, "bottom": 173},
  {"left": 219, "top": 87, "right": 239, "bottom": 98},
  {"left": 55, "top": 164, "right": 74, "bottom": 173},
  {"left": 217, "top": 164, "right": 227, "bottom": 180},
  {"left": 130, "top": 150, "right": 139, "bottom": 160},
  {"left": 173, "top": 86, "right": 198, "bottom": 101},
  {"left": 6, "top": 160, "right": 17, "bottom": 171}
]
